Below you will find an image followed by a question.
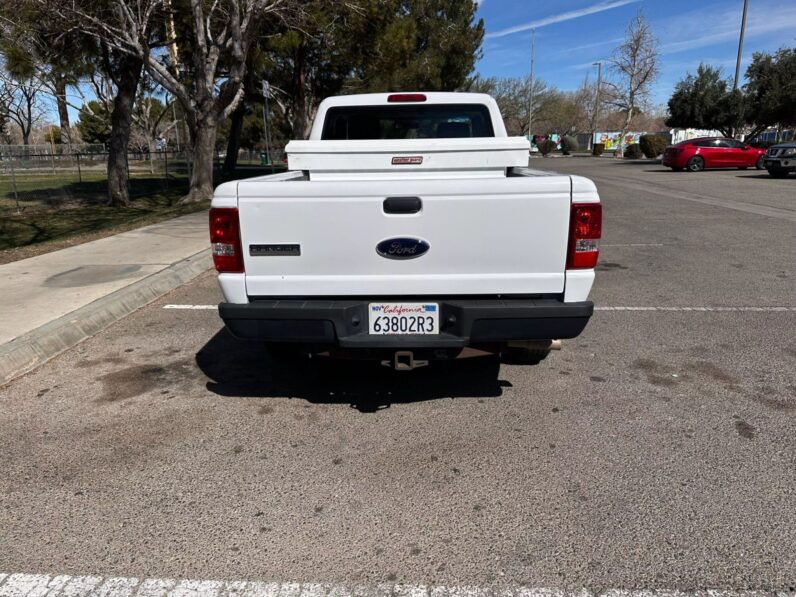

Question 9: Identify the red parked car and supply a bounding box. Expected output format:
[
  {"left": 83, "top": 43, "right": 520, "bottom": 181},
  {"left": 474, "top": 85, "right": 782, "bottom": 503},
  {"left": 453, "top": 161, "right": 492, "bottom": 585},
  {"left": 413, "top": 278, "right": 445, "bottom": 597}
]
[{"left": 662, "top": 137, "right": 766, "bottom": 172}]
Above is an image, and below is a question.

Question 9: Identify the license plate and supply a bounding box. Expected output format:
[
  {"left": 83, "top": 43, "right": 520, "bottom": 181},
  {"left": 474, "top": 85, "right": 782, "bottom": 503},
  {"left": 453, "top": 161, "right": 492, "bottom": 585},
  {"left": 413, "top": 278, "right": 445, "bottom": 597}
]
[{"left": 368, "top": 303, "right": 439, "bottom": 335}]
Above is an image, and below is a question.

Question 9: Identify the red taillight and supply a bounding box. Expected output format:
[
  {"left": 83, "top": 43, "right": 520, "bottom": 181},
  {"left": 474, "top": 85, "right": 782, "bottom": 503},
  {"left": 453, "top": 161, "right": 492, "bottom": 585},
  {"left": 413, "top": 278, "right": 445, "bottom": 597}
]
[
  {"left": 209, "top": 207, "right": 244, "bottom": 273},
  {"left": 387, "top": 93, "right": 427, "bottom": 102},
  {"left": 566, "top": 203, "right": 601, "bottom": 269}
]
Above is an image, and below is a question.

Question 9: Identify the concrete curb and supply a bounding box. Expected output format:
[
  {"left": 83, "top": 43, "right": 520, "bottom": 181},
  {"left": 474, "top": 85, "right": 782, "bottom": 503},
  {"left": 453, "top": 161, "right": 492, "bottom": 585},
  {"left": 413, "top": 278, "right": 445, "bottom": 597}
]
[{"left": 0, "top": 248, "right": 212, "bottom": 386}]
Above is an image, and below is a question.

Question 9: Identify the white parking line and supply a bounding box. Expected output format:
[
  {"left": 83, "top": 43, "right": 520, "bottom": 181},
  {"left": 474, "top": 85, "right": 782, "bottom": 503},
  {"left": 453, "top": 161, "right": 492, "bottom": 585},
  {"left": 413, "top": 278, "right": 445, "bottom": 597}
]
[
  {"left": 163, "top": 304, "right": 796, "bottom": 313},
  {"left": 0, "top": 574, "right": 791, "bottom": 597},
  {"left": 601, "top": 243, "right": 664, "bottom": 247},
  {"left": 164, "top": 304, "right": 218, "bottom": 309}
]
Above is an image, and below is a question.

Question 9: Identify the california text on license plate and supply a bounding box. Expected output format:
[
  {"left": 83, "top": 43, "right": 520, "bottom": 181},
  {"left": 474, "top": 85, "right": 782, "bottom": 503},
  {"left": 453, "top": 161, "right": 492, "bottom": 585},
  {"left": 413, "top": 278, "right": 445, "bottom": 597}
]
[{"left": 368, "top": 303, "right": 439, "bottom": 335}]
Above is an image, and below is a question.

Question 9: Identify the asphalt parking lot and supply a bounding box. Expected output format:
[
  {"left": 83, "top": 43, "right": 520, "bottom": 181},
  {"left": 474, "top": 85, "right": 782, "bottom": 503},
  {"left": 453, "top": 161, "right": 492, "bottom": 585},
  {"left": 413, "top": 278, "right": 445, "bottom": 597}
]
[{"left": 1, "top": 157, "right": 794, "bottom": 591}]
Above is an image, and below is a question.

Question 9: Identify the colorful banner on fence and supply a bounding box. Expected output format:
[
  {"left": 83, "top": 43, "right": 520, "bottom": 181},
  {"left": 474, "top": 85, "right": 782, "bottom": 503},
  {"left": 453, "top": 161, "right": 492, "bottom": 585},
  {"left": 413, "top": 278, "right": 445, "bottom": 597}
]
[{"left": 593, "top": 132, "right": 646, "bottom": 151}]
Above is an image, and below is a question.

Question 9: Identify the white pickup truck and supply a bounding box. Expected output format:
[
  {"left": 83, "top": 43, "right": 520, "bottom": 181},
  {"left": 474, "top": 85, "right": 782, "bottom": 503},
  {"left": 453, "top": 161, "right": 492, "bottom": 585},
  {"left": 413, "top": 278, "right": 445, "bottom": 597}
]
[{"left": 210, "top": 92, "right": 601, "bottom": 369}]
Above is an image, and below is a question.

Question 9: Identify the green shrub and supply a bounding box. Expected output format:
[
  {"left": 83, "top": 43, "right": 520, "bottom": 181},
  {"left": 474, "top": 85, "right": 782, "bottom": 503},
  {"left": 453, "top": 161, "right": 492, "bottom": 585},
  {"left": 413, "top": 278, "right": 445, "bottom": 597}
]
[
  {"left": 624, "top": 143, "right": 643, "bottom": 159},
  {"left": 592, "top": 143, "right": 605, "bottom": 156},
  {"left": 537, "top": 139, "right": 557, "bottom": 156},
  {"left": 560, "top": 135, "right": 579, "bottom": 155},
  {"left": 639, "top": 134, "right": 668, "bottom": 158}
]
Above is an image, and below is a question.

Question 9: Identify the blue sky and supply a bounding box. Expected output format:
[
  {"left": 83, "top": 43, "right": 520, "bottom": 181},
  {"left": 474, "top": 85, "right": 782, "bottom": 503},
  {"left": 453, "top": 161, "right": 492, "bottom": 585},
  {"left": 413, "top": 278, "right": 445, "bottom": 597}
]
[{"left": 474, "top": 0, "right": 796, "bottom": 105}]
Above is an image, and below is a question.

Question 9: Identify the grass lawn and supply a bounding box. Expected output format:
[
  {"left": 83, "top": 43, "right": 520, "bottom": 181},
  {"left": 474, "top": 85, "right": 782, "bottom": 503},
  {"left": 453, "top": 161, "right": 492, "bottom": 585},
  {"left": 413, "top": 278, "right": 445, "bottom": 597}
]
[{"left": 0, "top": 164, "right": 285, "bottom": 264}]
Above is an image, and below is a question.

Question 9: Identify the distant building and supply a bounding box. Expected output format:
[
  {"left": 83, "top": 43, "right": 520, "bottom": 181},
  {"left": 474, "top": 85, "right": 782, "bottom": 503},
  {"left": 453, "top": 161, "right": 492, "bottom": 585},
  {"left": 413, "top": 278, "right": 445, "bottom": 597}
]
[
  {"left": 748, "top": 128, "right": 795, "bottom": 143},
  {"left": 669, "top": 128, "right": 723, "bottom": 144}
]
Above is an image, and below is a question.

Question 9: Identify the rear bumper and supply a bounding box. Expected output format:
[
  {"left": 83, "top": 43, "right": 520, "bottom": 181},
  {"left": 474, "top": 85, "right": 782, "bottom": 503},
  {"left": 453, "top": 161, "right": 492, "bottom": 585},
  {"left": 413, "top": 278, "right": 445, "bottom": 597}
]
[
  {"left": 662, "top": 153, "right": 684, "bottom": 167},
  {"left": 219, "top": 298, "right": 593, "bottom": 348}
]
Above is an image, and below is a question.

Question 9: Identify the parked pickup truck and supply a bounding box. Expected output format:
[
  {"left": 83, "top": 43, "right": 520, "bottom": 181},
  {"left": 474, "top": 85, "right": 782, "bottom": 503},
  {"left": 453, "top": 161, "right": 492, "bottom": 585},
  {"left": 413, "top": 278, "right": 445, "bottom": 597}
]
[
  {"left": 763, "top": 141, "right": 796, "bottom": 178},
  {"left": 210, "top": 92, "right": 601, "bottom": 369}
]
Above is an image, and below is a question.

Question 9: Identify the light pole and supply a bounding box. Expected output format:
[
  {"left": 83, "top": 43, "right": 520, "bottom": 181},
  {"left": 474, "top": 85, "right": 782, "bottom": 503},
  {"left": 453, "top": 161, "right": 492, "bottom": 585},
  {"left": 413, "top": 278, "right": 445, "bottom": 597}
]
[
  {"left": 592, "top": 61, "right": 602, "bottom": 150},
  {"left": 733, "top": 0, "right": 749, "bottom": 92},
  {"left": 528, "top": 28, "right": 535, "bottom": 148},
  {"left": 732, "top": 0, "right": 749, "bottom": 139}
]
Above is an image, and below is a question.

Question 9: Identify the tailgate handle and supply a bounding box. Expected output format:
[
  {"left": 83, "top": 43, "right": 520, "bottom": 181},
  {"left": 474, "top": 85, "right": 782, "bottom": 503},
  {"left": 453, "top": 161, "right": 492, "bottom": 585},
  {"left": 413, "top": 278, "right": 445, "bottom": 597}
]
[{"left": 384, "top": 197, "right": 422, "bottom": 215}]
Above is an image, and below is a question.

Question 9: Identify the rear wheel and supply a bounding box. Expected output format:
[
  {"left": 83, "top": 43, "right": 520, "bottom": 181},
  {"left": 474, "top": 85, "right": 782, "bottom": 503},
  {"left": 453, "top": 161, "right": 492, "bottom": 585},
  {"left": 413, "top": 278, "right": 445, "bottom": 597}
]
[
  {"left": 768, "top": 168, "right": 790, "bottom": 178},
  {"left": 756, "top": 155, "right": 765, "bottom": 170},
  {"left": 686, "top": 156, "right": 704, "bottom": 172}
]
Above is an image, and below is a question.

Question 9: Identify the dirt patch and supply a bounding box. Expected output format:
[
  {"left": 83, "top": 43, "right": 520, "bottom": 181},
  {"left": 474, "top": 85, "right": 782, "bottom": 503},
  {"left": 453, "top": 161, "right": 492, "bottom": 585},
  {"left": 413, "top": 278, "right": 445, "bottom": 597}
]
[
  {"left": 76, "top": 356, "right": 126, "bottom": 369},
  {"left": 634, "top": 358, "right": 741, "bottom": 390},
  {"left": 633, "top": 358, "right": 679, "bottom": 388},
  {"left": 753, "top": 395, "right": 795, "bottom": 413},
  {"left": 735, "top": 419, "right": 756, "bottom": 439},
  {"left": 689, "top": 361, "right": 738, "bottom": 384},
  {"left": 44, "top": 265, "right": 142, "bottom": 288},
  {"left": 96, "top": 358, "right": 196, "bottom": 402},
  {"left": 596, "top": 262, "right": 628, "bottom": 271}
]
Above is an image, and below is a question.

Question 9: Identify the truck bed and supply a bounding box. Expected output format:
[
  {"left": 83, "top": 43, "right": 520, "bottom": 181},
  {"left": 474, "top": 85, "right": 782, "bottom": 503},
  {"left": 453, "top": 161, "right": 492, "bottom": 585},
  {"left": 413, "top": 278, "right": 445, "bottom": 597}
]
[{"left": 224, "top": 168, "right": 582, "bottom": 298}]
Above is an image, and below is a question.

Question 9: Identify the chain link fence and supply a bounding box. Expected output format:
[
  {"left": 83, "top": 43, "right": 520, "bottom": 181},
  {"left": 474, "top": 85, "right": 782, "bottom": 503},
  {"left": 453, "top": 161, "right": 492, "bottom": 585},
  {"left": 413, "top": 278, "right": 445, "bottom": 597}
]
[{"left": 0, "top": 146, "right": 286, "bottom": 214}]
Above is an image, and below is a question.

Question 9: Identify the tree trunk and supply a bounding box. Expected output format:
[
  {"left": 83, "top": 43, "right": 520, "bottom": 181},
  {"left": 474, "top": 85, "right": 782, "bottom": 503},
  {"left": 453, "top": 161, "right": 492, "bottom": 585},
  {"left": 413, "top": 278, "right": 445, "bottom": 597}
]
[
  {"left": 54, "top": 76, "right": 72, "bottom": 145},
  {"left": 223, "top": 102, "right": 245, "bottom": 177},
  {"left": 292, "top": 43, "right": 308, "bottom": 139},
  {"left": 303, "top": 104, "right": 316, "bottom": 139},
  {"left": 617, "top": 107, "right": 634, "bottom": 158},
  {"left": 148, "top": 139, "right": 155, "bottom": 174},
  {"left": 182, "top": 113, "right": 217, "bottom": 203},
  {"left": 107, "top": 55, "right": 143, "bottom": 207}
]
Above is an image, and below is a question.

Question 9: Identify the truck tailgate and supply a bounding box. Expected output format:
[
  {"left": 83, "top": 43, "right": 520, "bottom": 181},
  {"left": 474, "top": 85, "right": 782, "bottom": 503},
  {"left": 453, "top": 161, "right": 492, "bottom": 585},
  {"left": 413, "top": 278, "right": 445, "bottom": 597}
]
[{"left": 237, "top": 173, "right": 571, "bottom": 297}]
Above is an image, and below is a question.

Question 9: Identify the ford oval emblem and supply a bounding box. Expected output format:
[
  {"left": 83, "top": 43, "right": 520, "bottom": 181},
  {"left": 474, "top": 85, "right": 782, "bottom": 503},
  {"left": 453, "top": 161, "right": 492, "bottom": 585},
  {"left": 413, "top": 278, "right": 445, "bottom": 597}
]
[{"left": 376, "top": 237, "right": 430, "bottom": 260}]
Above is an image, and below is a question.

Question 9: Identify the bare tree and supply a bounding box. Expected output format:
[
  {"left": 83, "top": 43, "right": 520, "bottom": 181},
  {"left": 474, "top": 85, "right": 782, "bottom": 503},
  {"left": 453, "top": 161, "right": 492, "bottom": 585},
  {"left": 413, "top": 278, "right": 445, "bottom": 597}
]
[
  {"left": 38, "top": 69, "right": 78, "bottom": 144},
  {"left": 0, "top": 69, "right": 46, "bottom": 144},
  {"left": 103, "top": 47, "right": 144, "bottom": 207},
  {"left": 130, "top": 77, "right": 173, "bottom": 173},
  {"left": 535, "top": 89, "right": 591, "bottom": 137},
  {"left": 468, "top": 74, "right": 548, "bottom": 137},
  {"left": 0, "top": 3, "right": 95, "bottom": 145},
  {"left": 5, "top": 0, "right": 144, "bottom": 205},
  {"left": 69, "top": 57, "right": 148, "bottom": 207},
  {"left": 39, "top": 0, "right": 290, "bottom": 203},
  {"left": 603, "top": 12, "right": 658, "bottom": 157},
  {"left": 146, "top": 0, "right": 291, "bottom": 202}
]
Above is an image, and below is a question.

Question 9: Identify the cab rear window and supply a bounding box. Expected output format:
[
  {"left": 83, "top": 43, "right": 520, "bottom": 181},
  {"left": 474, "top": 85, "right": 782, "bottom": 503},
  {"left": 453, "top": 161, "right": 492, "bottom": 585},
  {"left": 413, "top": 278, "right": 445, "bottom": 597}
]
[{"left": 321, "top": 104, "right": 494, "bottom": 140}]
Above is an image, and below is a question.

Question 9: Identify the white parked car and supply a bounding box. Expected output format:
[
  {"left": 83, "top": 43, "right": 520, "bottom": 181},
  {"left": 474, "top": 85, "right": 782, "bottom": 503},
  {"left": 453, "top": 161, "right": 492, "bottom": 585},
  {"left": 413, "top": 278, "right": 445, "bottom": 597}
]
[{"left": 210, "top": 92, "right": 601, "bottom": 368}]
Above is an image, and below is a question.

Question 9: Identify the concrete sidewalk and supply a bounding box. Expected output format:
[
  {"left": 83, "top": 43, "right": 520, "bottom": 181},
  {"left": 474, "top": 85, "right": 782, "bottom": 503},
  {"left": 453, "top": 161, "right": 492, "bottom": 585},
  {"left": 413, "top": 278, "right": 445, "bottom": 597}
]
[{"left": 0, "top": 211, "right": 212, "bottom": 383}]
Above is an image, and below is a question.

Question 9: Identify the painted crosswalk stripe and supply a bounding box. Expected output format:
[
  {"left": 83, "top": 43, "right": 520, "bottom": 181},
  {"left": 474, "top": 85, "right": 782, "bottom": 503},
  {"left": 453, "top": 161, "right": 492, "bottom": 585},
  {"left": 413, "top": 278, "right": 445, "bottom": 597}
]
[{"left": 0, "top": 574, "right": 793, "bottom": 597}]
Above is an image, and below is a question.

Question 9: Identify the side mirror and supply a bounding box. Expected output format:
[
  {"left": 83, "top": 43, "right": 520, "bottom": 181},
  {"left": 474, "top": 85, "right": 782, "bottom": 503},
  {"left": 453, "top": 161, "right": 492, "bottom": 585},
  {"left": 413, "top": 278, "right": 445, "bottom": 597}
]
[{"left": 742, "top": 145, "right": 751, "bottom": 150}]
